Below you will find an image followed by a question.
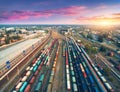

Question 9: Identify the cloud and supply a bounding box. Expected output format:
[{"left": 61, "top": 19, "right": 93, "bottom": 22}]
[
  {"left": 112, "top": 13, "right": 120, "bottom": 16},
  {"left": 48, "top": 6, "right": 87, "bottom": 16},
  {"left": 75, "top": 14, "right": 120, "bottom": 24},
  {"left": 0, "top": 5, "right": 87, "bottom": 21},
  {"left": 33, "top": 1, "right": 51, "bottom": 6},
  {"left": 0, "top": 10, "right": 52, "bottom": 21},
  {"left": 96, "top": 5, "right": 107, "bottom": 9},
  {"left": 8, "top": 15, "right": 29, "bottom": 20},
  {"left": 96, "top": 3, "right": 120, "bottom": 10}
]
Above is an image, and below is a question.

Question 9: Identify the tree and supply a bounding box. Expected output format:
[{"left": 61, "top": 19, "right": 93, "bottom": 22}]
[
  {"left": 87, "top": 34, "right": 92, "bottom": 39},
  {"left": 104, "top": 68, "right": 110, "bottom": 76},
  {"left": 5, "top": 37, "right": 10, "bottom": 44},
  {"left": 92, "top": 47, "right": 98, "bottom": 54},
  {"left": 45, "top": 30, "right": 48, "bottom": 33},
  {"left": 103, "top": 34, "right": 108, "bottom": 38},
  {"left": 117, "top": 42, "right": 120, "bottom": 47},
  {"left": 12, "top": 35, "right": 20, "bottom": 40},
  {"left": 0, "top": 34, "right": 4, "bottom": 37},
  {"left": 85, "top": 44, "right": 92, "bottom": 54},
  {"left": 99, "top": 46, "right": 106, "bottom": 52},
  {"left": 98, "top": 35, "right": 103, "bottom": 42}
]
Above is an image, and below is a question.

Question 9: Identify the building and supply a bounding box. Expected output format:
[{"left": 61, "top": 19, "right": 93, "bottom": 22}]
[{"left": 0, "top": 37, "right": 5, "bottom": 45}]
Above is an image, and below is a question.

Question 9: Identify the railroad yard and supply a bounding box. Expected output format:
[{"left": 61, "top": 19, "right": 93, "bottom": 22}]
[
  {"left": 0, "top": 30, "right": 118, "bottom": 92},
  {"left": 0, "top": 0, "right": 120, "bottom": 91}
]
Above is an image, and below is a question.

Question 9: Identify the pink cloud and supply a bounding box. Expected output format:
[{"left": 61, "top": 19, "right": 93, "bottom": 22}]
[
  {"left": 8, "top": 15, "right": 29, "bottom": 20},
  {"left": 45, "top": 6, "right": 87, "bottom": 16},
  {"left": 0, "top": 10, "right": 52, "bottom": 21},
  {"left": 0, "top": 5, "right": 88, "bottom": 21},
  {"left": 96, "top": 5, "right": 107, "bottom": 9}
]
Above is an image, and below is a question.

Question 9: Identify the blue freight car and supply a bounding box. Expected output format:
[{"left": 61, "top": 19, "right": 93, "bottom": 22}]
[
  {"left": 93, "top": 87, "right": 99, "bottom": 92},
  {"left": 33, "top": 65, "right": 38, "bottom": 72},
  {"left": 85, "top": 68, "right": 90, "bottom": 75},
  {"left": 39, "top": 74, "right": 44, "bottom": 82},
  {"left": 89, "top": 75, "right": 94, "bottom": 84},
  {"left": 82, "top": 83, "right": 88, "bottom": 92},
  {"left": 34, "top": 82, "right": 42, "bottom": 92},
  {"left": 19, "top": 81, "right": 28, "bottom": 92},
  {"left": 37, "top": 60, "right": 41, "bottom": 65}
]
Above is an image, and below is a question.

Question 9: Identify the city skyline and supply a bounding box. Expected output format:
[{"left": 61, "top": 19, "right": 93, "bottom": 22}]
[{"left": 0, "top": 0, "right": 120, "bottom": 25}]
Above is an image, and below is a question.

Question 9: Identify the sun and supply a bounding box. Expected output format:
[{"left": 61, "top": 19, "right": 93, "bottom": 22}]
[
  {"left": 95, "top": 19, "right": 115, "bottom": 26},
  {"left": 98, "top": 21, "right": 111, "bottom": 26},
  {"left": 100, "top": 21, "right": 109, "bottom": 25}
]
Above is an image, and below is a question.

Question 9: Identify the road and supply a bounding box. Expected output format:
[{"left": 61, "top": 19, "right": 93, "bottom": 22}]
[{"left": 0, "top": 38, "right": 41, "bottom": 67}]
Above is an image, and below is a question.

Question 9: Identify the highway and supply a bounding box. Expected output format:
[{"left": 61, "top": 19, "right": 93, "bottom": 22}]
[{"left": 0, "top": 38, "right": 41, "bottom": 67}]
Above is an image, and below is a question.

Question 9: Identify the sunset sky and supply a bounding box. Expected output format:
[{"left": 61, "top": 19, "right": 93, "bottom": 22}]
[{"left": 0, "top": 0, "right": 120, "bottom": 24}]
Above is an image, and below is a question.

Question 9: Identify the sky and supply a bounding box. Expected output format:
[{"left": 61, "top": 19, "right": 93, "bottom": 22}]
[{"left": 0, "top": 0, "right": 120, "bottom": 25}]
